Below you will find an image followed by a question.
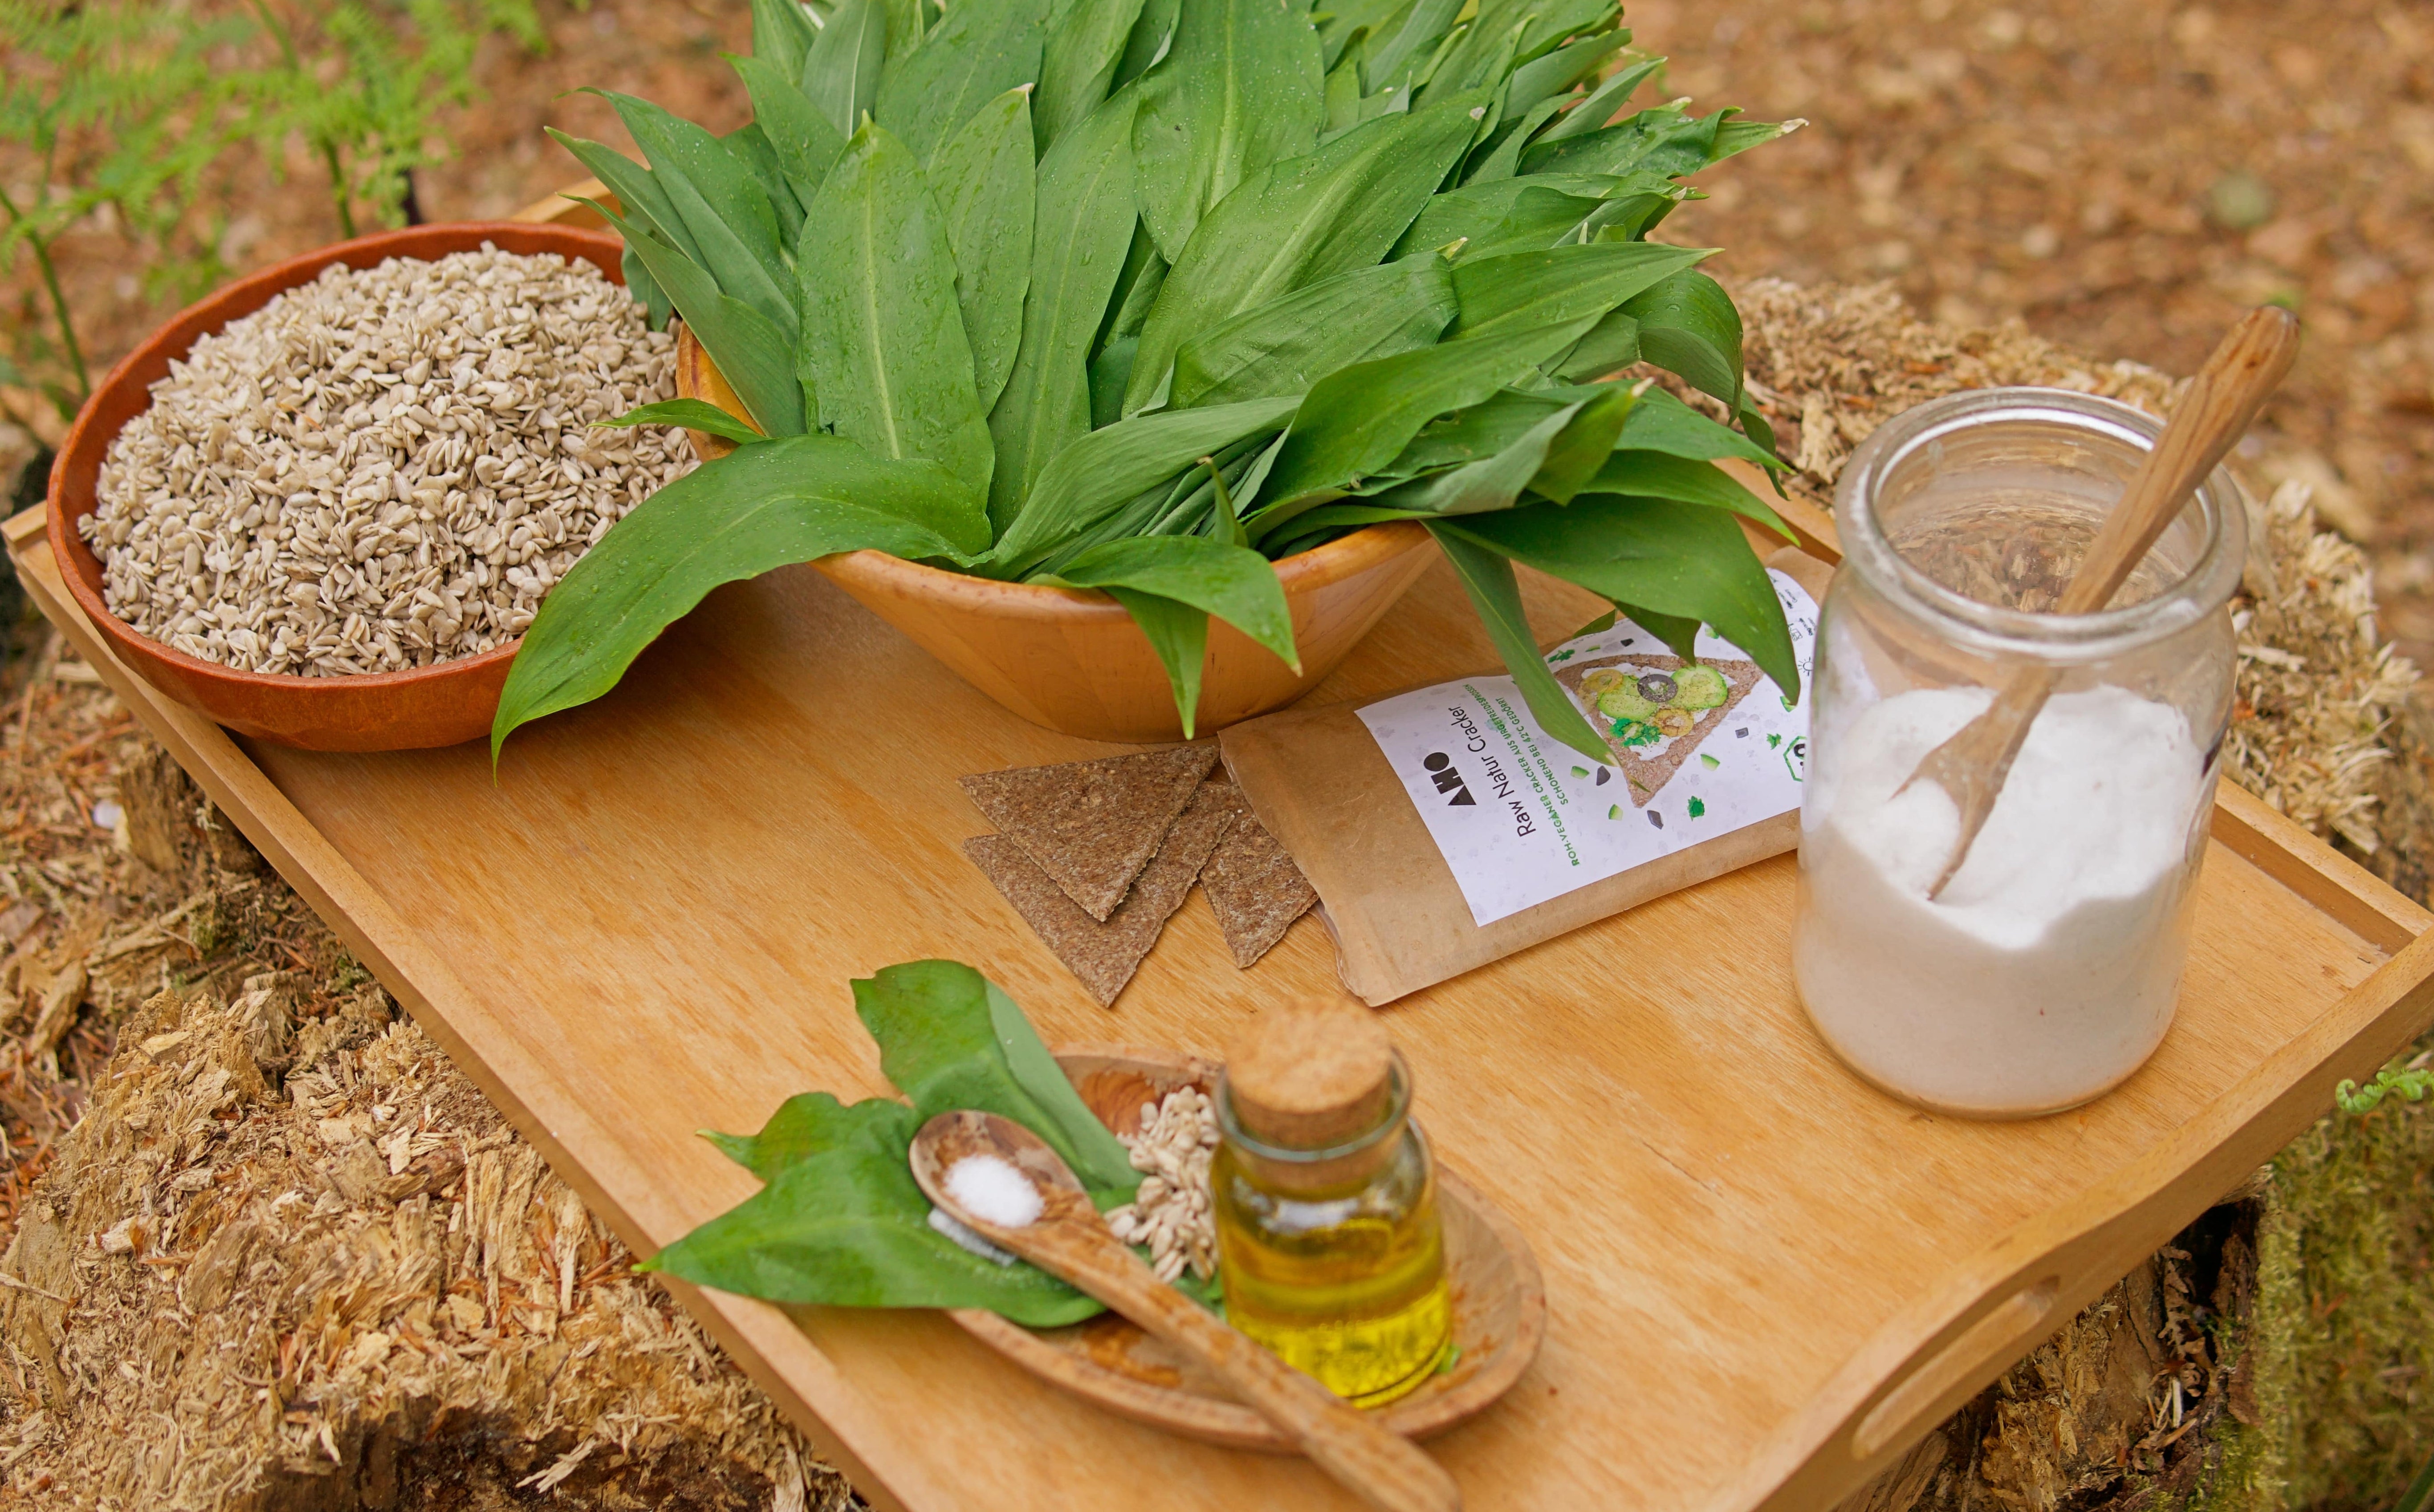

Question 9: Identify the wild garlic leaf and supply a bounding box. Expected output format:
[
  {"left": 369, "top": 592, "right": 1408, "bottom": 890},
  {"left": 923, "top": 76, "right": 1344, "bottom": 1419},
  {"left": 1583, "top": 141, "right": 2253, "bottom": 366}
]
[
  {"left": 730, "top": 53, "right": 850, "bottom": 204},
  {"left": 856, "top": 961, "right": 1139, "bottom": 1193},
  {"left": 1448, "top": 240, "right": 1710, "bottom": 342},
  {"left": 928, "top": 88, "right": 1038, "bottom": 413},
  {"left": 1462, "top": 97, "right": 1564, "bottom": 186},
  {"left": 1604, "top": 384, "right": 1784, "bottom": 469},
  {"left": 1125, "top": 88, "right": 1486, "bottom": 417},
  {"left": 1528, "top": 382, "right": 1638, "bottom": 502},
  {"left": 1315, "top": 0, "right": 1409, "bottom": 65},
  {"left": 643, "top": 1143, "right": 1106, "bottom": 1324},
  {"left": 652, "top": 962, "right": 1163, "bottom": 1322},
  {"left": 978, "top": 975, "right": 1139, "bottom": 1189},
  {"left": 1621, "top": 266, "right": 1742, "bottom": 405},
  {"left": 1255, "top": 316, "right": 1592, "bottom": 511},
  {"left": 1095, "top": 221, "right": 1169, "bottom": 350},
  {"left": 590, "top": 201, "right": 804, "bottom": 439},
  {"left": 1521, "top": 100, "right": 1716, "bottom": 178},
  {"left": 620, "top": 243, "right": 672, "bottom": 331},
  {"left": 1112, "top": 0, "right": 1179, "bottom": 89},
  {"left": 546, "top": 129, "right": 708, "bottom": 268},
  {"left": 594, "top": 398, "right": 765, "bottom": 447},
  {"left": 985, "top": 88, "right": 1142, "bottom": 536},
  {"left": 1712, "top": 114, "right": 1804, "bottom": 165},
  {"left": 750, "top": 0, "right": 821, "bottom": 83},
  {"left": 1321, "top": 33, "right": 1368, "bottom": 131},
  {"left": 873, "top": 0, "right": 1054, "bottom": 165},
  {"left": 882, "top": 0, "right": 930, "bottom": 56},
  {"left": 1390, "top": 168, "right": 1673, "bottom": 255},
  {"left": 1460, "top": 185, "right": 1607, "bottom": 258},
  {"left": 1037, "top": 0, "right": 1150, "bottom": 153},
  {"left": 1425, "top": 522, "right": 1614, "bottom": 764},
  {"left": 1364, "top": 0, "right": 1462, "bottom": 92},
  {"left": 585, "top": 90, "right": 794, "bottom": 327},
  {"left": 1502, "top": 28, "right": 1626, "bottom": 115},
  {"left": 704, "top": 1091, "right": 918, "bottom": 1182},
  {"left": 491, "top": 436, "right": 987, "bottom": 760},
  {"left": 1359, "top": 381, "right": 1632, "bottom": 515},
  {"left": 989, "top": 395, "right": 1300, "bottom": 577},
  {"left": 1442, "top": 494, "right": 1799, "bottom": 698},
  {"left": 1373, "top": 386, "right": 1567, "bottom": 474},
  {"left": 1100, "top": 588, "right": 1209, "bottom": 735},
  {"left": 1169, "top": 251, "right": 1455, "bottom": 410},
  {"left": 802, "top": 0, "right": 889, "bottom": 137},
  {"left": 1131, "top": 0, "right": 1326, "bottom": 263},
  {"left": 1530, "top": 56, "right": 1664, "bottom": 146},
  {"left": 723, "top": 121, "right": 805, "bottom": 237},
  {"left": 1549, "top": 308, "right": 1640, "bottom": 382},
  {"left": 1055, "top": 535, "right": 1298, "bottom": 670},
  {"left": 801, "top": 121, "right": 995, "bottom": 499},
  {"left": 1586, "top": 451, "right": 1791, "bottom": 537}
]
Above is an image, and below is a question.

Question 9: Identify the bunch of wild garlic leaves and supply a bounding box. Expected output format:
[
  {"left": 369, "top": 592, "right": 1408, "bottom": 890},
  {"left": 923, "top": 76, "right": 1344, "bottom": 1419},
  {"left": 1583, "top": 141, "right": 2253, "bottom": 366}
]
[{"left": 491, "top": 0, "right": 1805, "bottom": 763}]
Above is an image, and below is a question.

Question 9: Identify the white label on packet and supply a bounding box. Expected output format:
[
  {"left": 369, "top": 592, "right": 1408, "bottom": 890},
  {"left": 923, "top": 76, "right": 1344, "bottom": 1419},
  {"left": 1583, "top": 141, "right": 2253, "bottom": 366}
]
[{"left": 1356, "top": 569, "right": 1821, "bottom": 927}]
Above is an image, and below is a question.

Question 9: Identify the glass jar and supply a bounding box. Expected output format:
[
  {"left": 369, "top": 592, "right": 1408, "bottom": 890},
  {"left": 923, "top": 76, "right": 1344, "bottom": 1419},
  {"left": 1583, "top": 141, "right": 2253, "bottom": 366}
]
[
  {"left": 1212, "top": 1051, "right": 1452, "bottom": 1407},
  {"left": 1793, "top": 388, "right": 2247, "bottom": 1119}
]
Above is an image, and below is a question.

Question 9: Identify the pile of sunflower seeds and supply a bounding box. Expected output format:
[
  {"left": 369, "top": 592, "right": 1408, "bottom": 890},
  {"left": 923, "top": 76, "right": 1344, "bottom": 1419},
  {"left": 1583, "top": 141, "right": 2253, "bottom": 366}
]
[
  {"left": 1104, "top": 1085, "right": 1221, "bottom": 1284},
  {"left": 80, "top": 244, "right": 690, "bottom": 676}
]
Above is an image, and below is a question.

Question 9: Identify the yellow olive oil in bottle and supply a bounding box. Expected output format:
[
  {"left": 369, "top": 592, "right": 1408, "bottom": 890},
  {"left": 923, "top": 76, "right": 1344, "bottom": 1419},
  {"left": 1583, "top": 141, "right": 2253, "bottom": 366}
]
[{"left": 1213, "top": 997, "right": 1452, "bottom": 1408}]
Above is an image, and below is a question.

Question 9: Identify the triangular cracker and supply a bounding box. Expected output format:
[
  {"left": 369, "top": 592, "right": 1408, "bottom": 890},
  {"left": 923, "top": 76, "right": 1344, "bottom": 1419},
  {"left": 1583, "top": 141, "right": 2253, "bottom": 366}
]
[
  {"left": 966, "top": 784, "right": 1245, "bottom": 1006},
  {"left": 1553, "top": 655, "right": 1762, "bottom": 807},
  {"left": 959, "top": 745, "right": 1218, "bottom": 921},
  {"left": 1201, "top": 809, "right": 1317, "bottom": 968}
]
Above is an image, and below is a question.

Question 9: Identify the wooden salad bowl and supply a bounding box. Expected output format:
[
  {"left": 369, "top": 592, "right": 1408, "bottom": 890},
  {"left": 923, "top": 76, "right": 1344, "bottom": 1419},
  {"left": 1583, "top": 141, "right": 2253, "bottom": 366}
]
[
  {"left": 947, "top": 1045, "right": 1547, "bottom": 1451},
  {"left": 672, "top": 325, "right": 1438, "bottom": 743},
  {"left": 46, "top": 222, "right": 630, "bottom": 751}
]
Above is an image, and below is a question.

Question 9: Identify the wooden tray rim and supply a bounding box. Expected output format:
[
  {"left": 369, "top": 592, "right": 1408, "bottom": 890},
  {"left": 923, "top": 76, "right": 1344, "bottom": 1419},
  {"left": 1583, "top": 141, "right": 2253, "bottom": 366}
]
[{"left": 11, "top": 459, "right": 2434, "bottom": 1512}]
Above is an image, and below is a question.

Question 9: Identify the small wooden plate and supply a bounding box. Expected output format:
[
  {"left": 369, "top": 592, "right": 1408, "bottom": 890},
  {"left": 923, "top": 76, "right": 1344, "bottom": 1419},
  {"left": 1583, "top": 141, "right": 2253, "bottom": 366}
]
[{"left": 947, "top": 1044, "right": 1546, "bottom": 1452}]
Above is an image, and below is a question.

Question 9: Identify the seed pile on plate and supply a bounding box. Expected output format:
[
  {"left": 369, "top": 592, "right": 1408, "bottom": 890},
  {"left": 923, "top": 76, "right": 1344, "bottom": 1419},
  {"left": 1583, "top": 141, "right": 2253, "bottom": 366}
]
[
  {"left": 80, "top": 244, "right": 690, "bottom": 676},
  {"left": 1103, "top": 1086, "right": 1220, "bottom": 1284},
  {"left": 960, "top": 746, "right": 1319, "bottom": 1006}
]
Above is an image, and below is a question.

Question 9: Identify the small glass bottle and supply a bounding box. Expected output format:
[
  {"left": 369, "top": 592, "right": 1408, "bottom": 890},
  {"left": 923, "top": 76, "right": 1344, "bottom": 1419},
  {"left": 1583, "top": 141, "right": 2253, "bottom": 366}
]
[
  {"left": 1212, "top": 999, "right": 1452, "bottom": 1408},
  {"left": 1795, "top": 388, "right": 2246, "bottom": 1118}
]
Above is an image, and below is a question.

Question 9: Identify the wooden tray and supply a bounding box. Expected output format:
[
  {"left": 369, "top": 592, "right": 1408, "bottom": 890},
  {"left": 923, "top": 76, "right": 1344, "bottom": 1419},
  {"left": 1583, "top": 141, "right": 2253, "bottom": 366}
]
[
  {"left": 14, "top": 477, "right": 2433, "bottom": 1512},
  {"left": 957, "top": 1046, "right": 1545, "bottom": 1450}
]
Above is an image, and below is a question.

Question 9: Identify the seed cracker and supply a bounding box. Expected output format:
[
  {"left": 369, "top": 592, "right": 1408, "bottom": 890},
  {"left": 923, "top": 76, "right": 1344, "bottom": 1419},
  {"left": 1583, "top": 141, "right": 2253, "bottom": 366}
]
[
  {"left": 958, "top": 745, "right": 1218, "bottom": 921},
  {"left": 966, "top": 783, "right": 1246, "bottom": 1006},
  {"left": 1199, "top": 807, "right": 1319, "bottom": 968}
]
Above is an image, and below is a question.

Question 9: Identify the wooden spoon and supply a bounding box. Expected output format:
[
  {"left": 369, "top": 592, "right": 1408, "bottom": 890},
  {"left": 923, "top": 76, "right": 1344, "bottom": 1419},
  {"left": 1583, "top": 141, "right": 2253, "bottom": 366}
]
[
  {"left": 1903, "top": 305, "right": 2301, "bottom": 899},
  {"left": 909, "top": 1111, "right": 1463, "bottom": 1512}
]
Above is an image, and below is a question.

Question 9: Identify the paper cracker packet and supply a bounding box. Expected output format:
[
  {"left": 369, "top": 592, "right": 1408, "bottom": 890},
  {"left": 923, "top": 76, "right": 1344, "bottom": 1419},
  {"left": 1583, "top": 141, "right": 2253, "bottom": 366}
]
[{"left": 1220, "top": 550, "right": 1830, "bottom": 1004}]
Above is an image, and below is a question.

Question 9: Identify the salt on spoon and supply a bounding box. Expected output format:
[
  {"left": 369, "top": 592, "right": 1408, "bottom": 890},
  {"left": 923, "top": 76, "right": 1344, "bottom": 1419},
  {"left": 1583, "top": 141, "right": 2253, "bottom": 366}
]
[
  {"left": 909, "top": 1110, "right": 1462, "bottom": 1512},
  {"left": 928, "top": 1152, "right": 1043, "bottom": 1261}
]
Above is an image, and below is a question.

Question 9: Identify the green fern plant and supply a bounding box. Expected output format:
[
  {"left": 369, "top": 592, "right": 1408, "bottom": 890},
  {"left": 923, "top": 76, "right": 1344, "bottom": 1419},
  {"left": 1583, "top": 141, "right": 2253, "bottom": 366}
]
[
  {"left": 497, "top": 0, "right": 1807, "bottom": 762},
  {"left": 0, "top": 0, "right": 552, "bottom": 432}
]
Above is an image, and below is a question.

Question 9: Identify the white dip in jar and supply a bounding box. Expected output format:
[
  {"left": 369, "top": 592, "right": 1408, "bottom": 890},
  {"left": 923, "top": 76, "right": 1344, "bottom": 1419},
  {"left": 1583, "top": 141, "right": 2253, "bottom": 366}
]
[
  {"left": 1794, "top": 683, "right": 2209, "bottom": 1116},
  {"left": 1791, "top": 388, "right": 2245, "bottom": 1118}
]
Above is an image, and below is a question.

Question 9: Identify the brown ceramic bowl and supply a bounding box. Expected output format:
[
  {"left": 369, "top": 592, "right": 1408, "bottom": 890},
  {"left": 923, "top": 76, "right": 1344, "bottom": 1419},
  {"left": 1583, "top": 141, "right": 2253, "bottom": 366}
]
[
  {"left": 47, "top": 222, "right": 629, "bottom": 751},
  {"left": 673, "top": 325, "right": 1438, "bottom": 743}
]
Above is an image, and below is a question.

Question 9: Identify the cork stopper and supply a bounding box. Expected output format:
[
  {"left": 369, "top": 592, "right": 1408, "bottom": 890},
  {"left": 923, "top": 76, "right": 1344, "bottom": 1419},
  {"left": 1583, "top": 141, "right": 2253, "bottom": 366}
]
[{"left": 1225, "top": 996, "right": 1396, "bottom": 1150}]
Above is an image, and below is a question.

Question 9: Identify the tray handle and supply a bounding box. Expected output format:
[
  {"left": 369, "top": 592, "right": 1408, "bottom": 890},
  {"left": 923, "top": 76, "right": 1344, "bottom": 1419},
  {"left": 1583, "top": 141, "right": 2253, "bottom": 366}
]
[{"left": 1848, "top": 1273, "right": 2062, "bottom": 1462}]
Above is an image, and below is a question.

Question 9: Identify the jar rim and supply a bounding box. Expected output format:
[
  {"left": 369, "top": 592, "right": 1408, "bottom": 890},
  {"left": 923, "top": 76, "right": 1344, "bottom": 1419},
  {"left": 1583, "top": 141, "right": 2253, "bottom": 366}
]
[
  {"left": 1834, "top": 388, "right": 2248, "bottom": 663},
  {"left": 1215, "top": 1050, "right": 1412, "bottom": 1164}
]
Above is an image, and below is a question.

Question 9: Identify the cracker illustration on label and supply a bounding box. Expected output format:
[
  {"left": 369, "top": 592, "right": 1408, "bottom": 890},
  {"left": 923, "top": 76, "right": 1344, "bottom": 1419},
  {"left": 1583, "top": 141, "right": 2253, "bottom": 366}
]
[{"left": 1554, "top": 654, "right": 1762, "bottom": 807}]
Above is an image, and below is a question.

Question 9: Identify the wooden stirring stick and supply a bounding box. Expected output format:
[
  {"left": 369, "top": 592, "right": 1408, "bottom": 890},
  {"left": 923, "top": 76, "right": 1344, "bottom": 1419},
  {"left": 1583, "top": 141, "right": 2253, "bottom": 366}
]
[
  {"left": 1904, "top": 305, "right": 2301, "bottom": 899},
  {"left": 909, "top": 1110, "right": 1464, "bottom": 1512}
]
